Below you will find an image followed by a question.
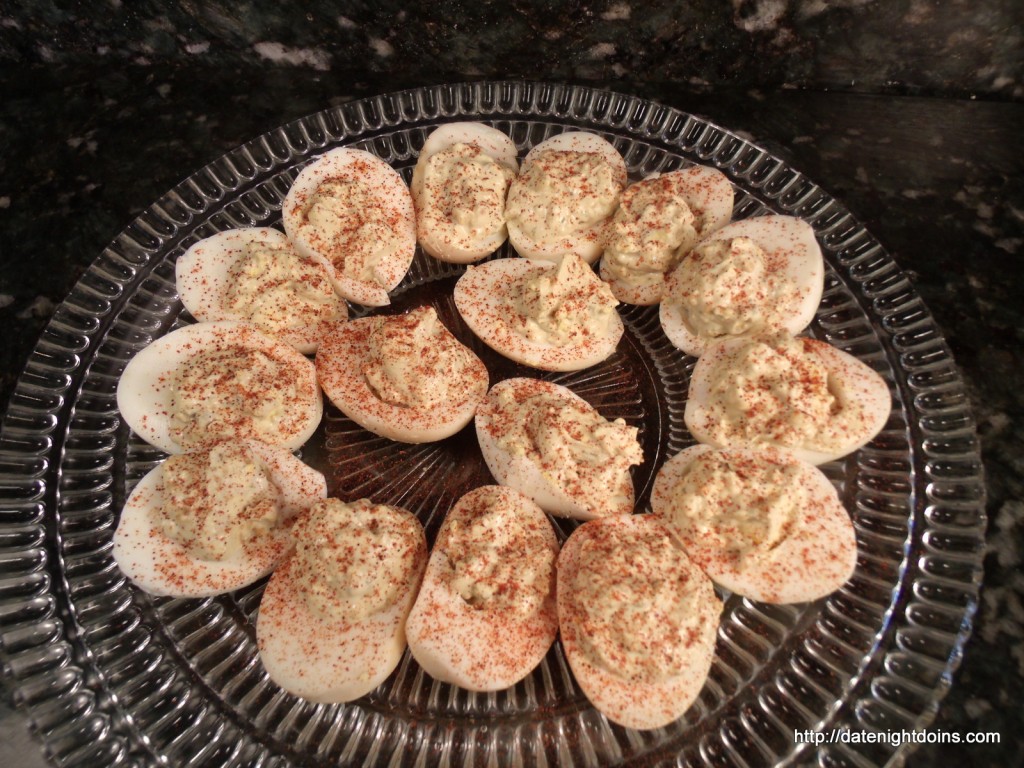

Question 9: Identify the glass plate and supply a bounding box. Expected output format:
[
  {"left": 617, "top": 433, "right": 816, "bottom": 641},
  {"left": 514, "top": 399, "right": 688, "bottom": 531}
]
[{"left": 0, "top": 81, "right": 986, "bottom": 767}]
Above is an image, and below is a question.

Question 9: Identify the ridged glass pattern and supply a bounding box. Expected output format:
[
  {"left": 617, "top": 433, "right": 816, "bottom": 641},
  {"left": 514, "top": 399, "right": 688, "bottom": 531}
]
[{"left": 0, "top": 82, "right": 985, "bottom": 767}]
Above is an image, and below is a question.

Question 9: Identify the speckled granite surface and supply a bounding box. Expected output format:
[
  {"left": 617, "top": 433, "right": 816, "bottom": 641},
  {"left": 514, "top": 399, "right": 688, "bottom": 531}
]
[
  {"left": 2, "top": 0, "right": 1021, "bottom": 99},
  {"left": 0, "top": 3, "right": 1022, "bottom": 766}
]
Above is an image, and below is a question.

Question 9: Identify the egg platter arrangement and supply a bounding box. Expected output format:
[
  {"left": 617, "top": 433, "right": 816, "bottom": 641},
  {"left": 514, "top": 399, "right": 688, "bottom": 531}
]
[{"left": 113, "top": 121, "right": 892, "bottom": 733}]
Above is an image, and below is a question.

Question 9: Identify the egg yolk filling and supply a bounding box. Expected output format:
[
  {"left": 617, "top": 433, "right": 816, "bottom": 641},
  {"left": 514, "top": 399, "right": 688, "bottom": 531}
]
[
  {"left": 362, "top": 306, "right": 481, "bottom": 409},
  {"left": 512, "top": 254, "right": 620, "bottom": 345},
  {"left": 418, "top": 143, "right": 514, "bottom": 246},
  {"left": 702, "top": 333, "right": 866, "bottom": 452},
  {"left": 602, "top": 175, "right": 701, "bottom": 289},
  {"left": 491, "top": 387, "right": 643, "bottom": 517},
  {"left": 168, "top": 346, "right": 307, "bottom": 450},
  {"left": 505, "top": 149, "right": 624, "bottom": 241},
  {"left": 157, "top": 442, "right": 282, "bottom": 561},
  {"left": 293, "top": 170, "right": 406, "bottom": 286},
  {"left": 668, "top": 236, "right": 800, "bottom": 339},
  {"left": 573, "top": 523, "right": 708, "bottom": 683},
  {"left": 289, "top": 498, "right": 424, "bottom": 624},
  {"left": 223, "top": 240, "right": 344, "bottom": 333},
  {"left": 666, "top": 451, "right": 804, "bottom": 562},
  {"left": 443, "top": 488, "right": 555, "bottom": 615}
]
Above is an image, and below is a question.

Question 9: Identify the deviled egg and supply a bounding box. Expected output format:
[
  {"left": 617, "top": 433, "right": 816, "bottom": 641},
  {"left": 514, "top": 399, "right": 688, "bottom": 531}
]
[
  {"left": 660, "top": 215, "right": 824, "bottom": 357},
  {"left": 557, "top": 513, "right": 722, "bottom": 730},
  {"left": 315, "top": 306, "right": 489, "bottom": 443},
  {"left": 685, "top": 332, "right": 891, "bottom": 464},
  {"left": 405, "top": 485, "right": 559, "bottom": 691},
  {"left": 175, "top": 227, "right": 347, "bottom": 354},
  {"left": 475, "top": 377, "right": 643, "bottom": 519},
  {"left": 454, "top": 253, "right": 623, "bottom": 372},
  {"left": 117, "top": 321, "right": 323, "bottom": 454},
  {"left": 505, "top": 131, "right": 627, "bottom": 264},
  {"left": 600, "top": 166, "right": 734, "bottom": 305},
  {"left": 651, "top": 444, "right": 857, "bottom": 603},
  {"left": 411, "top": 122, "right": 519, "bottom": 263},
  {"left": 282, "top": 147, "right": 416, "bottom": 307},
  {"left": 113, "top": 440, "right": 327, "bottom": 597},
  {"left": 257, "top": 498, "right": 427, "bottom": 704}
]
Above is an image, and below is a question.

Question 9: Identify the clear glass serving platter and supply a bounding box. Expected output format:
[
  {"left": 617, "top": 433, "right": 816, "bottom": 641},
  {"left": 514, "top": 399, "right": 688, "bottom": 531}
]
[{"left": 0, "top": 81, "right": 986, "bottom": 767}]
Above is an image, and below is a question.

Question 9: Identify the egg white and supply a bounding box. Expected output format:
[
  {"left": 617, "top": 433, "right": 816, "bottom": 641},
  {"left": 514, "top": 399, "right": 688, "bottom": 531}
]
[
  {"left": 506, "top": 131, "right": 627, "bottom": 264},
  {"left": 175, "top": 226, "right": 347, "bottom": 354},
  {"left": 116, "top": 321, "right": 323, "bottom": 454},
  {"left": 521, "top": 130, "right": 624, "bottom": 169},
  {"left": 651, "top": 444, "right": 857, "bottom": 603},
  {"left": 112, "top": 440, "right": 327, "bottom": 597},
  {"left": 256, "top": 502, "right": 427, "bottom": 704},
  {"left": 282, "top": 147, "right": 416, "bottom": 307},
  {"left": 475, "top": 377, "right": 637, "bottom": 520},
  {"left": 405, "top": 485, "right": 559, "bottom": 692},
  {"left": 660, "top": 215, "right": 824, "bottom": 357},
  {"left": 556, "top": 514, "right": 721, "bottom": 730},
  {"left": 411, "top": 122, "right": 519, "bottom": 263},
  {"left": 599, "top": 165, "right": 735, "bottom": 306},
  {"left": 315, "top": 312, "right": 489, "bottom": 443},
  {"left": 453, "top": 257, "right": 624, "bottom": 372},
  {"left": 685, "top": 335, "right": 892, "bottom": 464}
]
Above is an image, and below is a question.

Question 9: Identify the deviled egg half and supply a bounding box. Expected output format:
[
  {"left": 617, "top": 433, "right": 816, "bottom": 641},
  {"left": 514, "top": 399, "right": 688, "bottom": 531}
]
[
  {"left": 117, "top": 321, "right": 323, "bottom": 455},
  {"left": 257, "top": 498, "right": 427, "bottom": 704},
  {"left": 411, "top": 122, "right": 519, "bottom": 263},
  {"left": 475, "top": 377, "right": 643, "bottom": 520},
  {"left": 282, "top": 147, "right": 416, "bottom": 307},
  {"left": 113, "top": 440, "right": 327, "bottom": 597},
  {"left": 406, "top": 485, "right": 559, "bottom": 692},
  {"left": 660, "top": 215, "right": 824, "bottom": 357},
  {"left": 651, "top": 444, "right": 857, "bottom": 604},
  {"left": 316, "top": 306, "right": 489, "bottom": 443},
  {"left": 176, "top": 227, "right": 348, "bottom": 354},
  {"left": 600, "top": 165, "right": 735, "bottom": 306},
  {"left": 454, "top": 253, "right": 623, "bottom": 372},
  {"left": 685, "top": 332, "right": 892, "bottom": 465},
  {"left": 557, "top": 513, "right": 722, "bottom": 730},
  {"left": 506, "top": 131, "right": 627, "bottom": 264}
]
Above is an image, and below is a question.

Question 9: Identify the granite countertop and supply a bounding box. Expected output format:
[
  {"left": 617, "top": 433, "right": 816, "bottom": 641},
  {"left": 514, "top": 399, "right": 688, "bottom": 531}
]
[{"left": 0, "top": 61, "right": 1021, "bottom": 766}]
